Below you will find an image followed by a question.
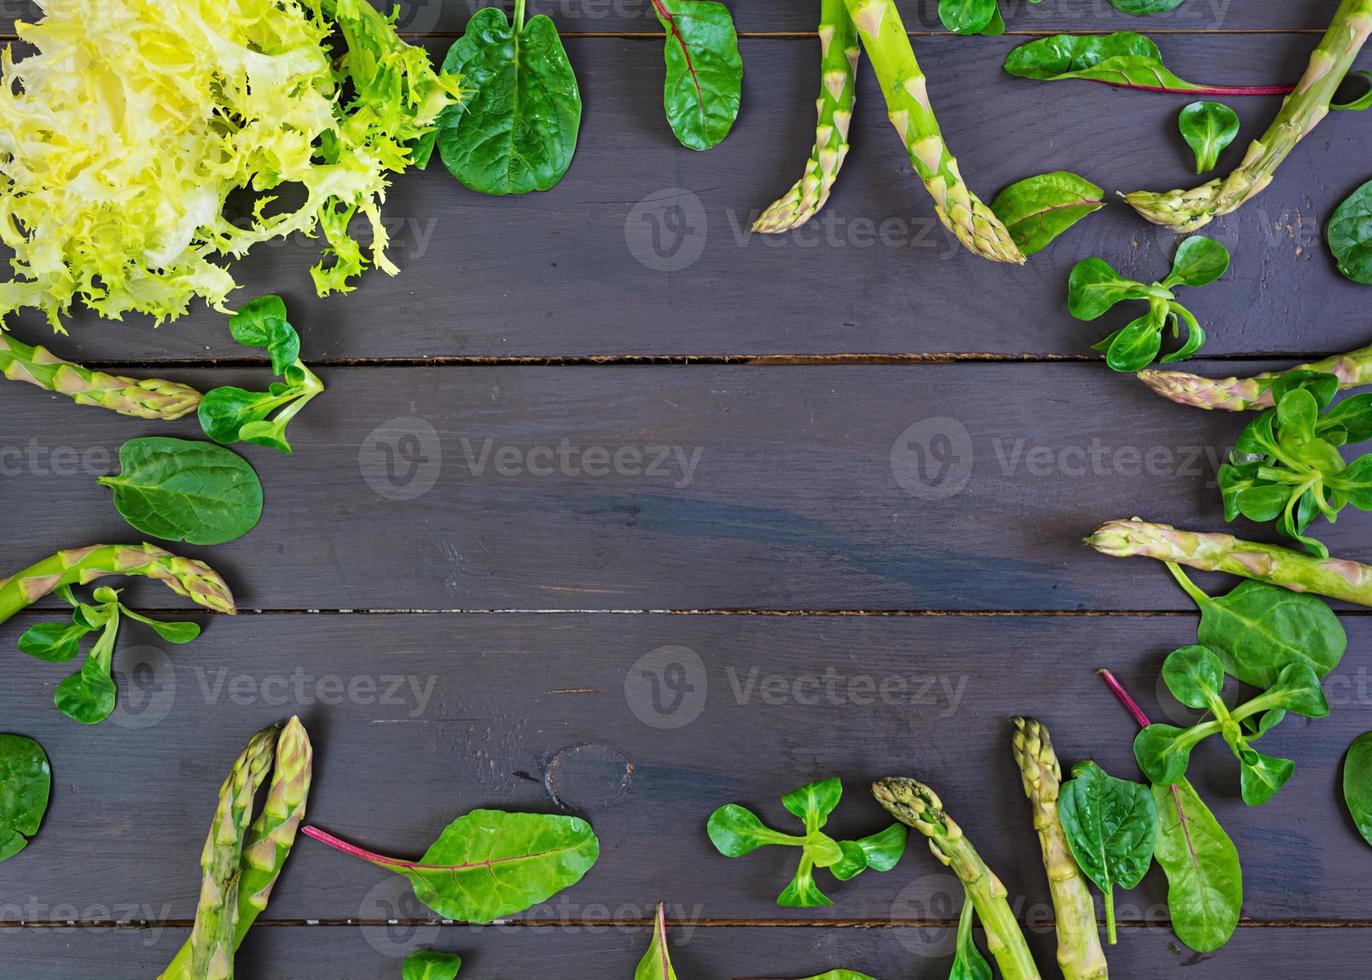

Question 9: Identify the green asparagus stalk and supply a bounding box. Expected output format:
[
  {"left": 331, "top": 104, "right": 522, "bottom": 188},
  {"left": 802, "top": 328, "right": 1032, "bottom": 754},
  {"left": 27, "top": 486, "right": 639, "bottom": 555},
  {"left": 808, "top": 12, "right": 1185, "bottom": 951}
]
[
  {"left": 0, "top": 544, "right": 236, "bottom": 625},
  {"left": 1088, "top": 518, "right": 1372, "bottom": 607},
  {"left": 1125, "top": 0, "right": 1372, "bottom": 231},
  {"left": 188, "top": 723, "right": 280, "bottom": 980},
  {"left": 160, "top": 717, "right": 314, "bottom": 979},
  {"left": 841, "top": 0, "right": 1026, "bottom": 264},
  {"left": 874, "top": 777, "right": 1042, "bottom": 980},
  {"left": 0, "top": 333, "right": 202, "bottom": 420},
  {"left": 754, "top": 0, "right": 860, "bottom": 233},
  {"left": 1138, "top": 342, "right": 1372, "bottom": 410},
  {"left": 1012, "top": 718, "right": 1110, "bottom": 980}
]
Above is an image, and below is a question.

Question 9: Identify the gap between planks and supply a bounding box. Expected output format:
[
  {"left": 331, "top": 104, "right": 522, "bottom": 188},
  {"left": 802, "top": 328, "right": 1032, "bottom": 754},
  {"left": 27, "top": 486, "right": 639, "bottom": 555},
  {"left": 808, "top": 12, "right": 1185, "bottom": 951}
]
[{"left": 12, "top": 608, "right": 1372, "bottom": 617}]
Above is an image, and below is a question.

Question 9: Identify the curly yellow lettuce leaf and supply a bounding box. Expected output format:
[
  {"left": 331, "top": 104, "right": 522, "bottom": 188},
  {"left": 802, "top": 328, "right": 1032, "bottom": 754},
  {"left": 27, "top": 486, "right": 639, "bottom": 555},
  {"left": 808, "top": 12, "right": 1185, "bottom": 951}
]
[{"left": 0, "top": 0, "right": 462, "bottom": 332}]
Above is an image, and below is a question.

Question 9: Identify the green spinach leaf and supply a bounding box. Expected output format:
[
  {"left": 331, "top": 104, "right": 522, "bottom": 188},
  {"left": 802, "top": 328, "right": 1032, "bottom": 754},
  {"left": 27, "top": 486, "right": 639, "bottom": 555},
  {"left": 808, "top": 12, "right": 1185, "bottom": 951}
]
[
  {"left": 939, "top": 0, "right": 999, "bottom": 35},
  {"left": 1344, "top": 731, "right": 1372, "bottom": 847},
  {"left": 437, "top": 3, "right": 581, "bottom": 195},
  {"left": 0, "top": 734, "right": 50, "bottom": 862},
  {"left": 1058, "top": 760, "right": 1156, "bottom": 945},
  {"left": 651, "top": 0, "right": 743, "bottom": 150},
  {"left": 989, "top": 171, "right": 1105, "bottom": 256},
  {"left": 1178, "top": 101, "right": 1240, "bottom": 174},
  {"left": 302, "top": 811, "right": 598, "bottom": 922},
  {"left": 1152, "top": 779, "right": 1241, "bottom": 952},
  {"left": 1109, "top": 0, "right": 1186, "bottom": 13},
  {"left": 99, "top": 437, "right": 263, "bottom": 546},
  {"left": 1328, "top": 178, "right": 1372, "bottom": 285},
  {"left": 403, "top": 950, "right": 462, "bottom": 980},
  {"left": 635, "top": 903, "right": 678, "bottom": 979}
]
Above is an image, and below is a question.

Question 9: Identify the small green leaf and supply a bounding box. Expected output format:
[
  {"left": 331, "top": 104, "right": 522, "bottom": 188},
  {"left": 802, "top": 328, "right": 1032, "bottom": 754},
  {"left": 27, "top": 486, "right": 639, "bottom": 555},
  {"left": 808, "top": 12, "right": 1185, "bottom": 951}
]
[
  {"left": 119, "top": 607, "right": 201, "bottom": 645},
  {"left": 1165, "top": 235, "right": 1230, "bottom": 288},
  {"left": 635, "top": 905, "right": 678, "bottom": 980},
  {"left": 1105, "top": 306, "right": 1166, "bottom": 373},
  {"left": 1319, "top": 393, "right": 1372, "bottom": 442},
  {"left": 1178, "top": 101, "right": 1240, "bottom": 173},
  {"left": 17, "top": 622, "right": 90, "bottom": 663},
  {"left": 778, "top": 853, "right": 833, "bottom": 908},
  {"left": 229, "top": 295, "right": 300, "bottom": 375},
  {"left": 99, "top": 437, "right": 263, "bottom": 546},
  {"left": 950, "top": 892, "right": 993, "bottom": 980},
  {"left": 782, "top": 777, "right": 843, "bottom": 831},
  {"left": 1328, "top": 179, "right": 1372, "bottom": 286},
  {"left": 1331, "top": 70, "right": 1372, "bottom": 111},
  {"left": 652, "top": 0, "right": 743, "bottom": 150},
  {"left": 1259, "top": 662, "right": 1330, "bottom": 719},
  {"left": 989, "top": 171, "right": 1105, "bottom": 256},
  {"left": 1161, "top": 645, "right": 1225, "bottom": 711},
  {"left": 0, "top": 734, "right": 50, "bottom": 863},
  {"left": 198, "top": 387, "right": 276, "bottom": 445},
  {"left": 1236, "top": 747, "right": 1294, "bottom": 806},
  {"left": 939, "top": 0, "right": 999, "bottom": 35},
  {"left": 437, "top": 7, "right": 582, "bottom": 195},
  {"left": 1134, "top": 724, "right": 1200, "bottom": 787},
  {"left": 403, "top": 950, "right": 462, "bottom": 980},
  {"left": 54, "top": 664, "right": 117, "bottom": 725},
  {"left": 707, "top": 804, "right": 801, "bottom": 856},
  {"left": 1109, "top": 0, "right": 1186, "bottom": 11},
  {"left": 1067, "top": 258, "right": 1153, "bottom": 320},
  {"left": 1343, "top": 732, "right": 1372, "bottom": 847}
]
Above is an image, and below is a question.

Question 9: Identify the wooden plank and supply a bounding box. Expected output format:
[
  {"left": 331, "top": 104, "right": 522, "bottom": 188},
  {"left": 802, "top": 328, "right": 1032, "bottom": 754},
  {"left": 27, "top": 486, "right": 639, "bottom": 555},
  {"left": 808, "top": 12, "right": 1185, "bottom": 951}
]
[
  {"left": 7, "top": 361, "right": 1371, "bottom": 612},
  {"left": 4, "top": 923, "right": 1371, "bottom": 979},
  {"left": 0, "top": 0, "right": 1346, "bottom": 37},
  {"left": 4, "top": 34, "right": 1367, "bottom": 360},
  {"left": 1, "top": 613, "right": 1368, "bottom": 924}
]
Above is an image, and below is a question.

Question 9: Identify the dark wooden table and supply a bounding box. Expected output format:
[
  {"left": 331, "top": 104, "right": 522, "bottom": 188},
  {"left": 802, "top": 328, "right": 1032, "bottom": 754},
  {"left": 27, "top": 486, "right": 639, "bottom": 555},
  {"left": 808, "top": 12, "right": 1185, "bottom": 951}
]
[{"left": 2, "top": 1, "right": 1369, "bottom": 977}]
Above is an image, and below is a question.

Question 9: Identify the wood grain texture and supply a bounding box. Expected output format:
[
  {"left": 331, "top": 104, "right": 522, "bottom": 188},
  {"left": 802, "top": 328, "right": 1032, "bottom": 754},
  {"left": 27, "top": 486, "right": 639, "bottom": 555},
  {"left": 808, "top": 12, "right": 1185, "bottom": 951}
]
[
  {"left": 6, "top": 923, "right": 1370, "bottom": 980},
  {"left": 8, "top": 361, "right": 1371, "bottom": 612},
  {"left": 1, "top": 613, "right": 1368, "bottom": 924},
  {"left": 0, "top": 0, "right": 1347, "bottom": 37},
  {"left": 3, "top": 34, "right": 1366, "bottom": 360}
]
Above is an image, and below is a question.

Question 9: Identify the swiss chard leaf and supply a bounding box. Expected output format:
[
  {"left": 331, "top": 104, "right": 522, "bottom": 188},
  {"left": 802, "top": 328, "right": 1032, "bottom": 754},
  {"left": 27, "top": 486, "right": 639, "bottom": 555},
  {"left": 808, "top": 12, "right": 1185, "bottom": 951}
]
[
  {"left": 635, "top": 904, "right": 678, "bottom": 979},
  {"left": 99, "top": 437, "right": 263, "bottom": 546},
  {"left": 0, "top": 734, "right": 50, "bottom": 863},
  {"left": 989, "top": 171, "right": 1105, "bottom": 256},
  {"left": 304, "top": 811, "right": 599, "bottom": 922},
  {"left": 1178, "top": 101, "right": 1240, "bottom": 174},
  {"left": 652, "top": 0, "right": 743, "bottom": 150},
  {"left": 437, "top": 6, "right": 582, "bottom": 195},
  {"left": 1058, "top": 760, "right": 1157, "bottom": 945},
  {"left": 1151, "top": 779, "right": 1241, "bottom": 953},
  {"left": 1004, "top": 32, "right": 1206, "bottom": 91},
  {"left": 1343, "top": 731, "right": 1372, "bottom": 848},
  {"left": 402, "top": 950, "right": 463, "bottom": 980},
  {"left": 1328, "top": 179, "right": 1372, "bottom": 286}
]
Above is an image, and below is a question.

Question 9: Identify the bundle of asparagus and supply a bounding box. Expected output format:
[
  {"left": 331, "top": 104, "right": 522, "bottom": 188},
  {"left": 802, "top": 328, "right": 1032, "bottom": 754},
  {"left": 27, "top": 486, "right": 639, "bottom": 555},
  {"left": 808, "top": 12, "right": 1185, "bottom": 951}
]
[{"left": 160, "top": 717, "right": 314, "bottom": 980}]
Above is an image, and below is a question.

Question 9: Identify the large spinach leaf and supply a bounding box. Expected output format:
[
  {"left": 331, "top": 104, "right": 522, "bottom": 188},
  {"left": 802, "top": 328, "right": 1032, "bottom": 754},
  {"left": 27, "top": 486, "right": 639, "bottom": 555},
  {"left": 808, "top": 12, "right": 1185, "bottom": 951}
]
[
  {"left": 1328, "top": 179, "right": 1372, "bottom": 285},
  {"left": 99, "top": 437, "right": 263, "bottom": 546},
  {"left": 1058, "top": 760, "right": 1156, "bottom": 945},
  {"left": 1344, "top": 732, "right": 1372, "bottom": 848},
  {"left": 437, "top": 3, "right": 582, "bottom": 194},
  {"left": 0, "top": 734, "right": 50, "bottom": 862}
]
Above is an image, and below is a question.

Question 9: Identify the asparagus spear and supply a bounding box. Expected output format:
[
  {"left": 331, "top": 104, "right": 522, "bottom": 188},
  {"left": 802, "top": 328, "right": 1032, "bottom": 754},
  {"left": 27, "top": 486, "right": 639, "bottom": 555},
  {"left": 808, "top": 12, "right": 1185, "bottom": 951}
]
[
  {"left": 1125, "top": 0, "right": 1372, "bottom": 231},
  {"left": 754, "top": 0, "right": 860, "bottom": 233},
  {"left": 1139, "top": 342, "right": 1372, "bottom": 410},
  {"left": 873, "top": 777, "right": 1042, "bottom": 980},
  {"left": 1088, "top": 518, "right": 1372, "bottom": 607},
  {"left": 0, "top": 544, "right": 236, "bottom": 625},
  {"left": 842, "top": 0, "right": 1025, "bottom": 264},
  {"left": 1, "top": 334, "right": 202, "bottom": 420},
  {"left": 160, "top": 717, "right": 314, "bottom": 979},
  {"left": 188, "top": 723, "right": 280, "bottom": 980},
  {"left": 1012, "top": 719, "right": 1110, "bottom": 980}
]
